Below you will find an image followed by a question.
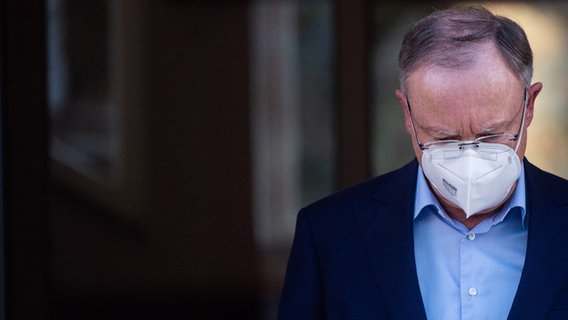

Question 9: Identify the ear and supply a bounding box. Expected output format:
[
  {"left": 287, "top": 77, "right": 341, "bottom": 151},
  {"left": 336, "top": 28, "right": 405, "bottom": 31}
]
[
  {"left": 524, "top": 82, "right": 543, "bottom": 127},
  {"left": 395, "top": 89, "right": 414, "bottom": 136}
]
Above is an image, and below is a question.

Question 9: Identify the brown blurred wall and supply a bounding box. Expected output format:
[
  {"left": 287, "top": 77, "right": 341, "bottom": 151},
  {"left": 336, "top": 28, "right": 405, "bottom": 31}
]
[{"left": 48, "top": 1, "right": 259, "bottom": 319}]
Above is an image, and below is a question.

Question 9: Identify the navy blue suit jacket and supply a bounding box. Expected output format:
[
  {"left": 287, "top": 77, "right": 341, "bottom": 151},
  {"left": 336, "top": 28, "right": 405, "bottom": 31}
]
[{"left": 278, "top": 159, "right": 568, "bottom": 319}]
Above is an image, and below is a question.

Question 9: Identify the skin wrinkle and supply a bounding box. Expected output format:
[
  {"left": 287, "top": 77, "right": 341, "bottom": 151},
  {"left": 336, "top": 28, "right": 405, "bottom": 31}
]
[{"left": 409, "top": 93, "right": 525, "bottom": 143}]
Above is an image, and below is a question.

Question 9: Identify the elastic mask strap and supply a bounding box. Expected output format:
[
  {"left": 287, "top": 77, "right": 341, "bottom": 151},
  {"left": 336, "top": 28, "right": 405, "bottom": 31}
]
[
  {"left": 406, "top": 95, "right": 425, "bottom": 150},
  {"left": 514, "top": 89, "right": 529, "bottom": 153}
]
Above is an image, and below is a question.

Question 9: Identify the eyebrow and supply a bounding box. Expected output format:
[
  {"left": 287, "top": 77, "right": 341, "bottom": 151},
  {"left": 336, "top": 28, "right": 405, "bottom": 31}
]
[
  {"left": 478, "top": 122, "right": 511, "bottom": 134},
  {"left": 406, "top": 94, "right": 523, "bottom": 138},
  {"left": 417, "top": 120, "right": 512, "bottom": 139}
]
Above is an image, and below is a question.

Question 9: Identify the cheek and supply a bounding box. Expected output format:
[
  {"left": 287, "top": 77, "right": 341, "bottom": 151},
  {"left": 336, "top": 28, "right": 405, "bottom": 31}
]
[
  {"left": 403, "top": 111, "right": 415, "bottom": 136},
  {"left": 410, "top": 141, "right": 424, "bottom": 164},
  {"left": 515, "top": 133, "right": 529, "bottom": 161}
]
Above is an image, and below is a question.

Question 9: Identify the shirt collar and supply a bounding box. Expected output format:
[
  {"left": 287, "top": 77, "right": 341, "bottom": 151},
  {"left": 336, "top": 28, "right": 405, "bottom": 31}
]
[{"left": 413, "top": 163, "right": 527, "bottom": 229}]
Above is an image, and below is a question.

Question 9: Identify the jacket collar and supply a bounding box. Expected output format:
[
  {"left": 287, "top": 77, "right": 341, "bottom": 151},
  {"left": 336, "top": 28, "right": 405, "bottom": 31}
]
[{"left": 356, "top": 160, "right": 427, "bottom": 319}]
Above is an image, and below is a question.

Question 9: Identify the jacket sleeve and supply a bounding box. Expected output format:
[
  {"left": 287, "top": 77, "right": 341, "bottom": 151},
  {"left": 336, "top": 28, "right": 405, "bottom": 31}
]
[{"left": 277, "top": 209, "right": 325, "bottom": 319}]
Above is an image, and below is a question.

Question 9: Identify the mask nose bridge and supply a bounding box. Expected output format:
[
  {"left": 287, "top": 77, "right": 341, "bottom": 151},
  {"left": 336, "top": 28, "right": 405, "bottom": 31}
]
[{"left": 458, "top": 141, "right": 479, "bottom": 150}]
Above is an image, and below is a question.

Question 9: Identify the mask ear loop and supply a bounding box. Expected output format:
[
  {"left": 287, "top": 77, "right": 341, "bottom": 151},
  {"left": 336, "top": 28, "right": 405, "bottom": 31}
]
[
  {"left": 513, "top": 89, "right": 529, "bottom": 153},
  {"left": 406, "top": 95, "right": 426, "bottom": 150}
]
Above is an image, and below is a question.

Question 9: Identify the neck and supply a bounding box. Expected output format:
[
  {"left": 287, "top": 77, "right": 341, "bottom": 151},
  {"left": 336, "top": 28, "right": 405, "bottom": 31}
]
[
  {"left": 429, "top": 181, "right": 517, "bottom": 230},
  {"left": 442, "top": 205, "right": 494, "bottom": 230}
]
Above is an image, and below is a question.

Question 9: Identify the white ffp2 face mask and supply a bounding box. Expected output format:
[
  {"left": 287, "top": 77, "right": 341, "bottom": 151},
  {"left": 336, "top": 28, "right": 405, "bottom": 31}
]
[{"left": 421, "top": 142, "right": 522, "bottom": 218}]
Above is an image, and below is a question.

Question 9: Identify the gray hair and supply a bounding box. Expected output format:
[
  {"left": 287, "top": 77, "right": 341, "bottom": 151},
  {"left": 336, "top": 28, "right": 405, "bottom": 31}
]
[{"left": 398, "top": 5, "right": 533, "bottom": 93}]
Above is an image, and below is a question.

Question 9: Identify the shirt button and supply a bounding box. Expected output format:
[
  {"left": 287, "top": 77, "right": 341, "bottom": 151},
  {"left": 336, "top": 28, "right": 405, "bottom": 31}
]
[
  {"left": 468, "top": 287, "right": 478, "bottom": 296},
  {"left": 467, "top": 233, "right": 476, "bottom": 240}
]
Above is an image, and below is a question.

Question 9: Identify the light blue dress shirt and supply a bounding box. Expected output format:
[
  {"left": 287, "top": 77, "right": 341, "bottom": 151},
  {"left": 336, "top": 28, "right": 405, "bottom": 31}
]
[{"left": 413, "top": 165, "right": 527, "bottom": 320}]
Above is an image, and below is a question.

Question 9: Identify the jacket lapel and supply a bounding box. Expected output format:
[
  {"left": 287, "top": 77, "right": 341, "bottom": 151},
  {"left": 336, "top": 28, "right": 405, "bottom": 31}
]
[
  {"left": 508, "top": 161, "right": 568, "bottom": 319},
  {"left": 356, "top": 160, "right": 427, "bottom": 319}
]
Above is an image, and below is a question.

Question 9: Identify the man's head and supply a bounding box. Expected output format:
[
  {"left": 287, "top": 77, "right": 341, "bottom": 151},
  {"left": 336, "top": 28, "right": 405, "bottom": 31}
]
[
  {"left": 398, "top": 5, "right": 533, "bottom": 94},
  {"left": 395, "top": 5, "right": 543, "bottom": 219}
]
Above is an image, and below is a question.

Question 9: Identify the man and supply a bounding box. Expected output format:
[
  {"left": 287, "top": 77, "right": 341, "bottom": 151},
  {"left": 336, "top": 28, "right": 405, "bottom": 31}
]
[{"left": 278, "top": 5, "right": 568, "bottom": 320}]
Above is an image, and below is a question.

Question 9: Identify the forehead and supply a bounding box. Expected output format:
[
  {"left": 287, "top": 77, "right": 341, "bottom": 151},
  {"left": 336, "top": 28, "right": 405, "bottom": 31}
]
[
  {"left": 408, "top": 42, "right": 522, "bottom": 96},
  {"left": 406, "top": 43, "right": 525, "bottom": 133}
]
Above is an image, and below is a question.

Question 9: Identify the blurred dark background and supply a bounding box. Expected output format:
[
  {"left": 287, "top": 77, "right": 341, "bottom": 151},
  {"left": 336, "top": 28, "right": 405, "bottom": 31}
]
[{"left": 3, "top": 1, "right": 374, "bottom": 319}]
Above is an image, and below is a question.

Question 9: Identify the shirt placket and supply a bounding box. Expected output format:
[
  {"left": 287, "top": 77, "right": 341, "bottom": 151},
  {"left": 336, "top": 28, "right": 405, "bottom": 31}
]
[{"left": 460, "top": 231, "right": 478, "bottom": 320}]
